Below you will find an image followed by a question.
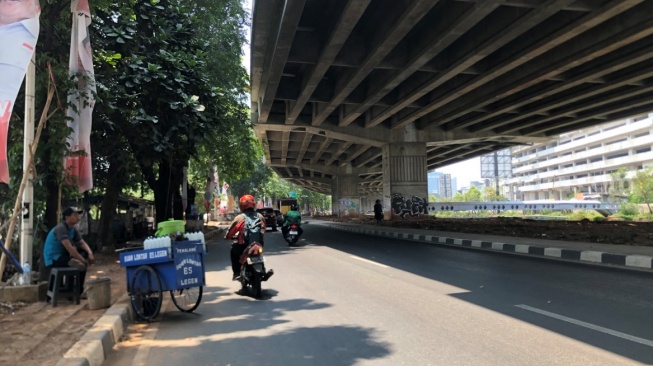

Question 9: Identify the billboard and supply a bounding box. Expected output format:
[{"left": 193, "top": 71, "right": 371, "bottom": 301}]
[{"left": 481, "top": 148, "right": 512, "bottom": 179}]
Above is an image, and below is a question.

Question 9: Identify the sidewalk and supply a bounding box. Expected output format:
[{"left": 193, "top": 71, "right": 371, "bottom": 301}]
[{"left": 310, "top": 220, "right": 653, "bottom": 271}]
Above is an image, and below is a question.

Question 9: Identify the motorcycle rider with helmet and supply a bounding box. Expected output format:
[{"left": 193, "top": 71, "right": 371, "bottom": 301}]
[
  {"left": 282, "top": 203, "right": 303, "bottom": 240},
  {"left": 225, "top": 194, "right": 266, "bottom": 281}
]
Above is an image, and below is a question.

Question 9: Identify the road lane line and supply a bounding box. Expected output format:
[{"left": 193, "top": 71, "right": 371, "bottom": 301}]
[
  {"left": 350, "top": 255, "right": 389, "bottom": 268},
  {"left": 515, "top": 304, "right": 653, "bottom": 348}
]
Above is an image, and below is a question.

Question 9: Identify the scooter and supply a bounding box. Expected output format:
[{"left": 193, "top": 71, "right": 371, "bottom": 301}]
[
  {"left": 238, "top": 241, "right": 274, "bottom": 298},
  {"left": 285, "top": 224, "right": 300, "bottom": 245}
]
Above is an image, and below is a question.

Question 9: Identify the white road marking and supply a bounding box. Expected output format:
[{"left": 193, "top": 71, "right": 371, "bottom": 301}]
[
  {"left": 350, "top": 255, "right": 389, "bottom": 268},
  {"left": 515, "top": 304, "right": 653, "bottom": 348}
]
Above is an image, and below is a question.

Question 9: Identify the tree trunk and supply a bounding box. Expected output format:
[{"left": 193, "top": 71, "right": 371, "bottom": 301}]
[
  {"left": 96, "top": 160, "right": 122, "bottom": 251},
  {"left": 171, "top": 162, "right": 184, "bottom": 220},
  {"left": 154, "top": 161, "right": 172, "bottom": 224}
]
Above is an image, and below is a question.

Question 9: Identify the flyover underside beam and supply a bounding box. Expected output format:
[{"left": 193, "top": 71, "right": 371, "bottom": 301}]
[
  {"left": 419, "top": 0, "right": 649, "bottom": 130},
  {"left": 499, "top": 55, "right": 653, "bottom": 135},
  {"left": 259, "top": 118, "right": 533, "bottom": 147},
  {"left": 377, "top": 0, "right": 580, "bottom": 130},
  {"left": 286, "top": 0, "right": 371, "bottom": 124},
  {"left": 258, "top": 0, "right": 306, "bottom": 123},
  {"left": 311, "top": 0, "right": 439, "bottom": 127},
  {"left": 269, "top": 162, "right": 381, "bottom": 176},
  {"left": 490, "top": 82, "right": 653, "bottom": 135},
  {"left": 347, "top": 0, "right": 504, "bottom": 128}
]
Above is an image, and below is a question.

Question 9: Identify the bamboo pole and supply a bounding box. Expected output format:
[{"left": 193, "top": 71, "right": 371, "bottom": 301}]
[{"left": 0, "top": 78, "right": 56, "bottom": 280}]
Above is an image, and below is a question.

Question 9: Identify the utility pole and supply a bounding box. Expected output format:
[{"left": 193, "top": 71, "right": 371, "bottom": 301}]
[{"left": 20, "top": 55, "right": 35, "bottom": 266}]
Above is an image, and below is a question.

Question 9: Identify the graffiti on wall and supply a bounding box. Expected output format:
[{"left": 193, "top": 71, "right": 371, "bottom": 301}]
[
  {"left": 338, "top": 198, "right": 360, "bottom": 217},
  {"left": 392, "top": 193, "right": 427, "bottom": 218}
]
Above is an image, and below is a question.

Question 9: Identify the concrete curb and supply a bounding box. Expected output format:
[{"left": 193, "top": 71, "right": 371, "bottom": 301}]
[
  {"left": 55, "top": 293, "right": 132, "bottom": 366},
  {"left": 318, "top": 222, "right": 653, "bottom": 271}
]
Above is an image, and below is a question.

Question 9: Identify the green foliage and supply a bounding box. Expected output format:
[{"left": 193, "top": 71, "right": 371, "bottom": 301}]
[
  {"left": 568, "top": 210, "right": 604, "bottom": 221},
  {"left": 616, "top": 202, "right": 639, "bottom": 219},
  {"left": 465, "top": 186, "right": 482, "bottom": 201},
  {"left": 609, "top": 167, "right": 630, "bottom": 202},
  {"left": 88, "top": 0, "right": 254, "bottom": 220},
  {"left": 433, "top": 210, "right": 492, "bottom": 218},
  {"left": 631, "top": 168, "right": 653, "bottom": 213}
]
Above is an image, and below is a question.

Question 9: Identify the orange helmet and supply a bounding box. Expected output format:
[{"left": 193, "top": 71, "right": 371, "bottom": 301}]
[{"left": 239, "top": 194, "right": 256, "bottom": 211}]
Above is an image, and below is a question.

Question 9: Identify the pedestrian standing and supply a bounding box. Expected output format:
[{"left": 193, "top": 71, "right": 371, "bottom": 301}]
[{"left": 373, "top": 199, "right": 383, "bottom": 225}]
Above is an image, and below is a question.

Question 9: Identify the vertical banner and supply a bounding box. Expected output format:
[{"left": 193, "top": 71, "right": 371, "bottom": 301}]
[
  {"left": 0, "top": 0, "right": 40, "bottom": 183},
  {"left": 65, "top": 0, "right": 95, "bottom": 193}
]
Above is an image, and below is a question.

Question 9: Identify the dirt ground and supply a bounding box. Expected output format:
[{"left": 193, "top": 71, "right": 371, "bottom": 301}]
[
  {"left": 0, "top": 225, "right": 224, "bottom": 366},
  {"left": 0, "top": 250, "right": 127, "bottom": 366},
  {"left": 320, "top": 215, "right": 653, "bottom": 246}
]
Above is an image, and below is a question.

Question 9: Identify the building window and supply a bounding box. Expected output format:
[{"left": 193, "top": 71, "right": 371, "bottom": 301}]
[
  {"left": 588, "top": 131, "right": 600, "bottom": 137},
  {"left": 635, "top": 132, "right": 650, "bottom": 138},
  {"left": 606, "top": 138, "right": 627, "bottom": 145},
  {"left": 588, "top": 144, "right": 601, "bottom": 150},
  {"left": 636, "top": 147, "right": 651, "bottom": 154},
  {"left": 590, "top": 157, "right": 602, "bottom": 163},
  {"left": 604, "top": 123, "right": 626, "bottom": 132},
  {"left": 607, "top": 152, "right": 629, "bottom": 160}
]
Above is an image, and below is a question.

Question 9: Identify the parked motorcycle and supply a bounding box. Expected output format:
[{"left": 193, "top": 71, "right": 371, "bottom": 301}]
[
  {"left": 285, "top": 224, "right": 300, "bottom": 245},
  {"left": 238, "top": 241, "right": 274, "bottom": 298}
]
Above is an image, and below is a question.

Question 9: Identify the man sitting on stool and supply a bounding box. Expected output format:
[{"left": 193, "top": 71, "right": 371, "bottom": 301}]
[{"left": 43, "top": 207, "right": 95, "bottom": 299}]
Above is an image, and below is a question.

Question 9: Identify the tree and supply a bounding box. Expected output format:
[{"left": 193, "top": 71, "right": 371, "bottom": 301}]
[
  {"left": 92, "top": 0, "right": 253, "bottom": 224},
  {"left": 463, "top": 186, "right": 482, "bottom": 202},
  {"left": 609, "top": 167, "right": 630, "bottom": 203},
  {"left": 631, "top": 168, "right": 653, "bottom": 213}
]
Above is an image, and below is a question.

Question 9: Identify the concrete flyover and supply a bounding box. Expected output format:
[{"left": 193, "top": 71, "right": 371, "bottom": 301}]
[{"left": 250, "top": 0, "right": 653, "bottom": 211}]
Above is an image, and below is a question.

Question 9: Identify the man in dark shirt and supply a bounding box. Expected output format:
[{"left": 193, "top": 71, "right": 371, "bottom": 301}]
[
  {"left": 43, "top": 207, "right": 95, "bottom": 297},
  {"left": 374, "top": 199, "right": 383, "bottom": 225}
]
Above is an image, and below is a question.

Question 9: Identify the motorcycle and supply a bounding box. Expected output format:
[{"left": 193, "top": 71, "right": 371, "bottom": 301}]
[
  {"left": 237, "top": 241, "right": 274, "bottom": 298},
  {"left": 285, "top": 224, "right": 300, "bottom": 245}
]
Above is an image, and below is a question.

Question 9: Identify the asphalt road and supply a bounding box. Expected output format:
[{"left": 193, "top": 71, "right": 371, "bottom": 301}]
[{"left": 106, "top": 224, "right": 653, "bottom": 365}]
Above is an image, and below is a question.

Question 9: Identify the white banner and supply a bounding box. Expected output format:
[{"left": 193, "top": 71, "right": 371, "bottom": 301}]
[
  {"left": 0, "top": 0, "right": 40, "bottom": 183},
  {"left": 65, "top": 0, "right": 95, "bottom": 193}
]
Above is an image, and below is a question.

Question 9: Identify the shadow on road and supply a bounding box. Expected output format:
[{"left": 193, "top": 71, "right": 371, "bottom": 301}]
[{"left": 301, "top": 224, "right": 653, "bottom": 364}]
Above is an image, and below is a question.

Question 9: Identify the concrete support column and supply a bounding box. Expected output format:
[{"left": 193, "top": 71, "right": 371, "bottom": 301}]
[
  {"left": 331, "top": 174, "right": 360, "bottom": 217},
  {"left": 382, "top": 142, "right": 428, "bottom": 219}
]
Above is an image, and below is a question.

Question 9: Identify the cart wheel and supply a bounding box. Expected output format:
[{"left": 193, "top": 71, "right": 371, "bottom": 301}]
[
  {"left": 170, "top": 286, "right": 203, "bottom": 312},
  {"left": 130, "top": 265, "right": 163, "bottom": 321}
]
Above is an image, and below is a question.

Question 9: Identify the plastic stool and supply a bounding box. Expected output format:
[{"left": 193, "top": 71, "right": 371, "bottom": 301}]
[{"left": 46, "top": 267, "right": 81, "bottom": 307}]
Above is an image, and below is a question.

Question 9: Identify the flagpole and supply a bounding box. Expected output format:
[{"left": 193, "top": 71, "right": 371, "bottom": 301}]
[{"left": 20, "top": 53, "right": 35, "bottom": 266}]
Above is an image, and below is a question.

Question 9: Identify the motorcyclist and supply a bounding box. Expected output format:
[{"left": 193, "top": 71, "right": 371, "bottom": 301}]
[
  {"left": 225, "top": 194, "right": 266, "bottom": 281},
  {"left": 282, "top": 203, "right": 303, "bottom": 239}
]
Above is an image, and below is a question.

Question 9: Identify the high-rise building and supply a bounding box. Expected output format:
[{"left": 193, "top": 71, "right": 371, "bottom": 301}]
[
  {"left": 439, "top": 173, "right": 453, "bottom": 198},
  {"left": 506, "top": 113, "right": 653, "bottom": 200},
  {"left": 427, "top": 171, "right": 442, "bottom": 196}
]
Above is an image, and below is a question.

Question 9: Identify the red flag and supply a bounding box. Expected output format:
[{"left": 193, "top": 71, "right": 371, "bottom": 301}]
[
  {"left": 65, "top": 0, "right": 95, "bottom": 193},
  {"left": 0, "top": 1, "right": 40, "bottom": 183}
]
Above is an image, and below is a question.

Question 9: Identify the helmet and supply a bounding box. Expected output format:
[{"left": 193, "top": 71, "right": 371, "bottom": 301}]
[
  {"left": 239, "top": 194, "right": 256, "bottom": 211},
  {"left": 290, "top": 203, "right": 298, "bottom": 211}
]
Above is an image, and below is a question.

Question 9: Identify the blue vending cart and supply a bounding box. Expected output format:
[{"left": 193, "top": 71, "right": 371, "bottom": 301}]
[{"left": 120, "top": 240, "right": 206, "bottom": 321}]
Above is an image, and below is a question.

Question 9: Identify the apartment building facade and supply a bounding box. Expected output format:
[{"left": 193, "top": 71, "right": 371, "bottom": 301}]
[{"left": 506, "top": 113, "right": 653, "bottom": 201}]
